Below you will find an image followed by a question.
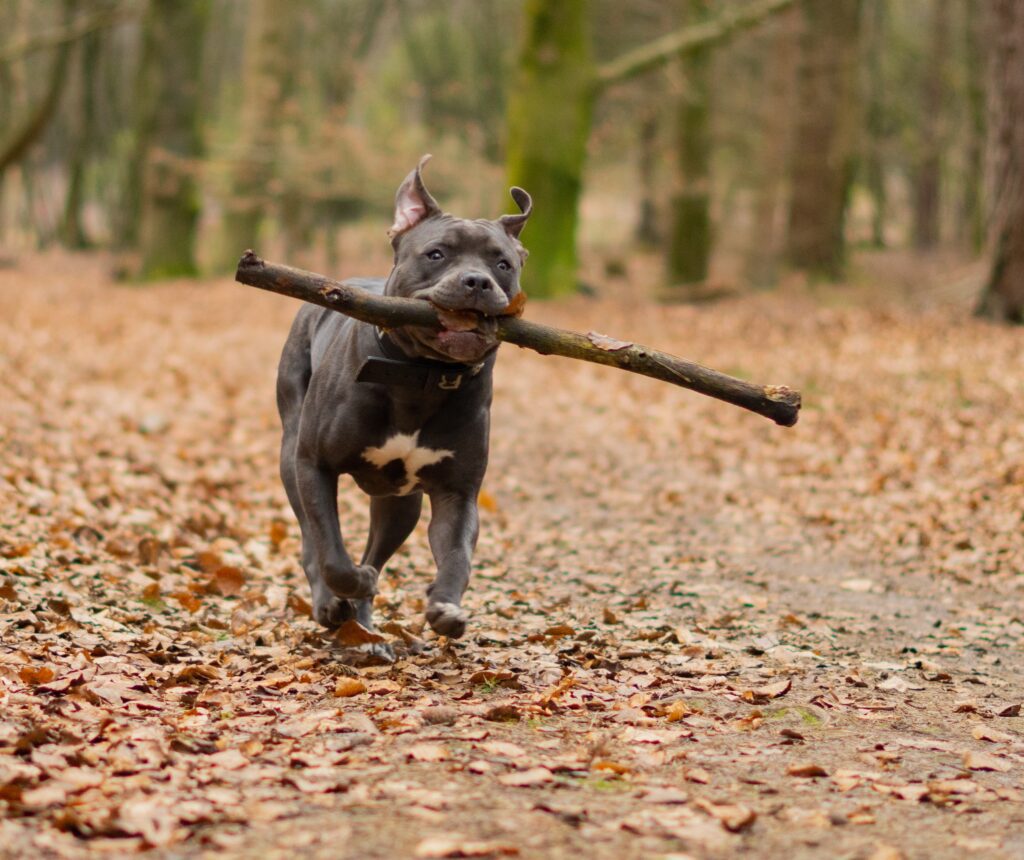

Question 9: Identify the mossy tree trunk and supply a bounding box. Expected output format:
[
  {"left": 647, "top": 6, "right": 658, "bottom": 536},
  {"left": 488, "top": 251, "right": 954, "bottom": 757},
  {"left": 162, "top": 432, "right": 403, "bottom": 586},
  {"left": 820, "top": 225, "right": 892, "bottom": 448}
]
[
  {"left": 136, "top": 0, "right": 208, "bottom": 280},
  {"left": 505, "top": 0, "right": 595, "bottom": 298},
  {"left": 666, "top": 0, "right": 713, "bottom": 290},
  {"left": 785, "top": 0, "right": 862, "bottom": 280},
  {"left": 505, "top": 0, "right": 797, "bottom": 298},
  {"left": 976, "top": 0, "right": 1024, "bottom": 323},
  {"left": 212, "top": 0, "right": 297, "bottom": 273}
]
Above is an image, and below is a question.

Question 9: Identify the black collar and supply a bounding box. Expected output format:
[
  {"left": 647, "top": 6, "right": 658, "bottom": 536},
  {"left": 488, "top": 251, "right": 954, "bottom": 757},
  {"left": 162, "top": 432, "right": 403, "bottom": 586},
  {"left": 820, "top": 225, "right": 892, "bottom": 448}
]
[{"left": 355, "top": 329, "right": 480, "bottom": 392}]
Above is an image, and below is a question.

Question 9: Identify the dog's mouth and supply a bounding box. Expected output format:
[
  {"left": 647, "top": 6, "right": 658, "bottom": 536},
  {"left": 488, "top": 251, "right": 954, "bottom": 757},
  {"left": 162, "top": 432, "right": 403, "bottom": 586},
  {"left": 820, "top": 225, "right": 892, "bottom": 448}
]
[{"left": 425, "top": 304, "right": 499, "bottom": 363}]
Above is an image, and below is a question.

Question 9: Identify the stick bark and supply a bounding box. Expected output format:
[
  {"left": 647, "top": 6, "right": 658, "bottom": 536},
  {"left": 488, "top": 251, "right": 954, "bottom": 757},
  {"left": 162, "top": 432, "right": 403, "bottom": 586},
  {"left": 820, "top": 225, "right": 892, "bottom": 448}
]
[{"left": 235, "top": 251, "right": 801, "bottom": 427}]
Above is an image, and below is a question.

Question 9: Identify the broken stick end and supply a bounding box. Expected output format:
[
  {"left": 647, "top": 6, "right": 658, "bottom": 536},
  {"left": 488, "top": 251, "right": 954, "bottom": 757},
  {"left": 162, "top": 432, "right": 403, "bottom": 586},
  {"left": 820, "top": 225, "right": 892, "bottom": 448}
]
[{"left": 236, "top": 249, "right": 264, "bottom": 277}]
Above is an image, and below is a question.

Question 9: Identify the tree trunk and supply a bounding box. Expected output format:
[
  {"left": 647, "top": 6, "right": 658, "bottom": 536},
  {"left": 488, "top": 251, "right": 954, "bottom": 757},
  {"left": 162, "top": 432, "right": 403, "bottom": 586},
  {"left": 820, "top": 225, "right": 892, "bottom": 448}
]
[
  {"left": 785, "top": 0, "right": 862, "bottom": 280},
  {"left": 958, "top": 0, "right": 986, "bottom": 254},
  {"left": 59, "top": 27, "right": 100, "bottom": 249},
  {"left": 665, "top": 0, "right": 713, "bottom": 290},
  {"left": 912, "top": 0, "right": 948, "bottom": 250},
  {"left": 136, "top": 0, "right": 208, "bottom": 279},
  {"left": 745, "top": 8, "right": 798, "bottom": 288},
  {"left": 976, "top": 0, "right": 1024, "bottom": 323},
  {"left": 634, "top": 111, "right": 660, "bottom": 246},
  {"left": 0, "top": 0, "right": 74, "bottom": 176},
  {"left": 504, "top": 0, "right": 798, "bottom": 297},
  {"left": 505, "top": 0, "right": 595, "bottom": 298},
  {"left": 862, "top": 0, "right": 887, "bottom": 248},
  {"left": 212, "top": 0, "right": 297, "bottom": 273}
]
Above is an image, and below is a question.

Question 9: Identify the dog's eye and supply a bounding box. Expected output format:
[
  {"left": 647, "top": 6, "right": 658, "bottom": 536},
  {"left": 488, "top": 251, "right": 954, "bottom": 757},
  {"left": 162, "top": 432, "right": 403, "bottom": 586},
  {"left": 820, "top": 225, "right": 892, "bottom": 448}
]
[
  {"left": 496, "top": 259, "right": 511, "bottom": 271},
  {"left": 425, "top": 249, "right": 445, "bottom": 261}
]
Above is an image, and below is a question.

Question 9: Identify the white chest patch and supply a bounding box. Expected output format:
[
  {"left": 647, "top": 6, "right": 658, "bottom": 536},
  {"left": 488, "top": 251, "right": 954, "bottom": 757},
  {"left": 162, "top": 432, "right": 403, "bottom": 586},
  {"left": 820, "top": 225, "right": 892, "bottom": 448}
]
[{"left": 361, "top": 431, "right": 454, "bottom": 495}]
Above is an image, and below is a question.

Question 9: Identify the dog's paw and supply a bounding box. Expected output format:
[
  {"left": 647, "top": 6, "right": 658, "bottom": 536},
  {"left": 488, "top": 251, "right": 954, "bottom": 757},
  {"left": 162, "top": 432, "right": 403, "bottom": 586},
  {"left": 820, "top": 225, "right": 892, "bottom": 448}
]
[
  {"left": 323, "top": 563, "right": 379, "bottom": 600},
  {"left": 359, "top": 640, "right": 396, "bottom": 664},
  {"left": 426, "top": 601, "right": 468, "bottom": 638},
  {"left": 312, "top": 591, "right": 355, "bottom": 629}
]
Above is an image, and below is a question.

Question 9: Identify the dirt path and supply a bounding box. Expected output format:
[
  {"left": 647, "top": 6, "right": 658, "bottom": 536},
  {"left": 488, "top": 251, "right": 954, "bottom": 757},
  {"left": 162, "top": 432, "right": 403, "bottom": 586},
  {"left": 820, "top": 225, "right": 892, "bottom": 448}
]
[{"left": 1, "top": 254, "right": 1022, "bottom": 859}]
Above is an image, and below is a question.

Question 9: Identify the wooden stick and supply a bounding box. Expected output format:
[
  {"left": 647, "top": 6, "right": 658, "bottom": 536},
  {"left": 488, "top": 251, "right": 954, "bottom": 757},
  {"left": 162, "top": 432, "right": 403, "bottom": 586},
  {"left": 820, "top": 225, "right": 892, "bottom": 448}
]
[{"left": 235, "top": 251, "right": 801, "bottom": 426}]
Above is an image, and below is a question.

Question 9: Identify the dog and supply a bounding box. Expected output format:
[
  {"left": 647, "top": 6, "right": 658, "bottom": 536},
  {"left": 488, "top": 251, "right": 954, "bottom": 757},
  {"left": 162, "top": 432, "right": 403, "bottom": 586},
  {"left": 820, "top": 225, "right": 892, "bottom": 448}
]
[{"left": 276, "top": 157, "right": 531, "bottom": 646}]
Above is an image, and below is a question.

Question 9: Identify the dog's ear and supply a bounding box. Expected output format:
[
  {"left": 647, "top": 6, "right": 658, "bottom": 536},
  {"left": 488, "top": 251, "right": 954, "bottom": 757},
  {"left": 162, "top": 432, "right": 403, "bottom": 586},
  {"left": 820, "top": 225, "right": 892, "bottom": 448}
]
[
  {"left": 498, "top": 187, "right": 532, "bottom": 239},
  {"left": 389, "top": 154, "right": 442, "bottom": 238}
]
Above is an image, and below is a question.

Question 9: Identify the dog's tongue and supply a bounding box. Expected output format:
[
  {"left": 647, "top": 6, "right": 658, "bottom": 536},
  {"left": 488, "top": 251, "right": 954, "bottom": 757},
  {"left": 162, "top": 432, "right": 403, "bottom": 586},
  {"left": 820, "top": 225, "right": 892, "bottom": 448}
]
[
  {"left": 435, "top": 330, "right": 489, "bottom": 361},
  {"left": 431, "top": 310, "right": 498, "bottom": 361}
]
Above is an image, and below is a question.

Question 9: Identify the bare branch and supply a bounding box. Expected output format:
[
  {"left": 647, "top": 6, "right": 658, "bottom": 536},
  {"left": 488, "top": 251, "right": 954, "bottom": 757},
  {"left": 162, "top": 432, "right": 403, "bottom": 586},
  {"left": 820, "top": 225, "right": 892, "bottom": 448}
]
[
  {"left": 595, "top": 0, "right": 797, "bottom": 89},
  {"left": 0, "top": 2, "right": 138, "bottom": 65}
]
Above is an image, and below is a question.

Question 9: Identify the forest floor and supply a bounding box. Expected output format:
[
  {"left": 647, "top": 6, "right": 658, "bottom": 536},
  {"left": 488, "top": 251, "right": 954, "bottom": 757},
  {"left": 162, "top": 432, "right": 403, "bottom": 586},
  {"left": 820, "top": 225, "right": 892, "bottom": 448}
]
[{"left": 1, "top": 251, "right": 1023, "bottom": 860}]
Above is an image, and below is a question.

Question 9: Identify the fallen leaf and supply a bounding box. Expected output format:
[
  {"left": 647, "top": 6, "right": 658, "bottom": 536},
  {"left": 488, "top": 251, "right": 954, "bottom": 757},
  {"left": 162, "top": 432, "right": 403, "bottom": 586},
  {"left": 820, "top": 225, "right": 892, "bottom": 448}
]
[
  {"left": 971, "top": 725, "right": 1013, "bottom": 743},
  {"left": 171, "top": 591, "right": 202, "bottom": 613},
  {"left": 18, "top": 665, "right": 55, "bottom": 686},
  {"left": 407, "top": 743, "right": 449, "bottom": 762},
  {"left": 497, "top": 767, "right": 554, "bottom": 787},
  {"left": 694, "top": 799, "right": 756, "bottom": 832},
  {"left": 414, "top": 835, "right": 519, "bottom": 858},
  {"left": 592, "top": 760, "right": 631, "bottom": 775},
  {"left": 743, "top": 678, "right": 791, "bottom": 703},
  {"left": 787, "top": 762, "right": 828, "bottom": 778},
  {"left": 210, "top": 565, "right": 245, "bottom": 596},
  {"left": 963, "top": 750, "right": 1012, "bottom": 772},
  {"left": 334, "top": 619, "right": 386, "bottom": 646},
  {"left": 333, "top": 678, "right": 367, "bottom": 698}
]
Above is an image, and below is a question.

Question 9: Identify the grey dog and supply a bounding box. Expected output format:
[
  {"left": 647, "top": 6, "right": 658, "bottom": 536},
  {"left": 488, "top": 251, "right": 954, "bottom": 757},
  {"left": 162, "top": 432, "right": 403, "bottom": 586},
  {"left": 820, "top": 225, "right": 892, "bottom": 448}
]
[{"left": 276, "top": 157, "right": 531, "bottom": 645}]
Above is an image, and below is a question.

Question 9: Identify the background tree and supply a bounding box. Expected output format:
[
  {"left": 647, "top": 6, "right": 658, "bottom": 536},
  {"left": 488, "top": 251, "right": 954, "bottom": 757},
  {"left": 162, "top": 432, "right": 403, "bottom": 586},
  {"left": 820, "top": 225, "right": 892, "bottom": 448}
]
[
  {"left": 786, "top": 0, "right": 861, "bottom": 279},
  {"left": 507, "top": 0, "right": 796, "bottom": 297},
  {"left": 666, "top": 0, "right": 712, "bottom": 290},
  {"left": 135, "top": 0, "right": 208, "bottom": 279},
  {"left": 976, "top": 0, "right": 1024, "bottom": 323},
  {"left": 212, "top": 0, "right": 298, "bottom": 272},
  {"left": 911, "top": 0, "right": 948, "bottom": 250}
]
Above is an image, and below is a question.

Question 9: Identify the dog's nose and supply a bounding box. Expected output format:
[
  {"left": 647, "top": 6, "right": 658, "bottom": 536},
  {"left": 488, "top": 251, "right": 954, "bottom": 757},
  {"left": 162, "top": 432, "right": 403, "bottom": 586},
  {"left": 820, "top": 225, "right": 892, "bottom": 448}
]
[{"left": 460, "top": 271, "right": 494, "bottom": 291}]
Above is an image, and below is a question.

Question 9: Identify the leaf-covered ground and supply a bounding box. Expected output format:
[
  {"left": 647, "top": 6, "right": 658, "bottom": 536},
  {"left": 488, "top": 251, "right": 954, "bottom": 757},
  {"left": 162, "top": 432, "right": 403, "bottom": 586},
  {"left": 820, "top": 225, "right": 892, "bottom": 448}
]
[{"left": 1, "top": 252, "right": 1023, "bottom": 859}]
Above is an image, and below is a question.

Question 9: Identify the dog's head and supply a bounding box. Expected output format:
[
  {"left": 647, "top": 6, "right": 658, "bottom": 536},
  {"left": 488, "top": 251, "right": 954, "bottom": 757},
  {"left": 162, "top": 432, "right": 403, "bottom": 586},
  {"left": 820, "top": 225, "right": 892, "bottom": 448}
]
[{"left": 384, "top": 155, "right": 532, "bottom": 364}]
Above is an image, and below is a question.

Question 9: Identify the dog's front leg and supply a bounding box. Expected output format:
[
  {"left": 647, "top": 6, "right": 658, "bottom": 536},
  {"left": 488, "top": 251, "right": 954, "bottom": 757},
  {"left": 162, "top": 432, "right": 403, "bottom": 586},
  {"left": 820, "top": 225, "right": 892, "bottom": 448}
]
[
  {"left": 425, "top": 490, "right": 479, "bottom": 638},
  {"left": 295, "top": 456, "right": 379, "bottom": 601}
]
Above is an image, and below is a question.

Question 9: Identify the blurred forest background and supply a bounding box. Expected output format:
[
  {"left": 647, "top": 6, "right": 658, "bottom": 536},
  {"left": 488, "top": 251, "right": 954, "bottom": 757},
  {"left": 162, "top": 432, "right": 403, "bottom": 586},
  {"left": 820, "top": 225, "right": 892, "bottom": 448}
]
[{"left": 1, "top": 0, "right": 1022, "bottom": 321}]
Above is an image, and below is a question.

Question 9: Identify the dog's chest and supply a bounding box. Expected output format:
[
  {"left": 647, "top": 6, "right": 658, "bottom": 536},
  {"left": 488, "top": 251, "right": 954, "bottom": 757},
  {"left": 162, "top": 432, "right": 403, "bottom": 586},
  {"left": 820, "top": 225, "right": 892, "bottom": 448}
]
[{"left": 359, "top": 431, "right": 454, "bottom": 496}]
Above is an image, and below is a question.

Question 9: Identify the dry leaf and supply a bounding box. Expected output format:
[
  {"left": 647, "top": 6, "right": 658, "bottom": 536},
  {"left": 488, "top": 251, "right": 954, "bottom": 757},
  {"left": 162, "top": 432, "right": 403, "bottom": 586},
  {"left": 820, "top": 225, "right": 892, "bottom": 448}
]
[
  {"left": 963, "top": 750, "right": 1012, "bottom": 772},
  {"left": 333, "top": 678, "right": 367, "bottom": 697},
  {"left": 334, "top": 618, "right": 386, "bottom": 646},
  {"left": 497, "top": 767, "right": 554, "bottom": 787},
  {"left": 210, "top": 565, "right": 245, "bottom": 596},
  {"left": 586, "top": 332, "right": 633, "bottom": 351},
  {"left": 407, "top": 743, "right": 449, "bottom": 762},
  {"left": 501, "top": 291, "right": 528, "bottom": 318},
  {"left": 787, "top": 762, "right": 828, "bottom": 778},
  {"left": 694, "top": 799, "right": 756, "bottom": 832},
  {"left": 971, "top": 725, "right": 1013, "bottom": 743},
  {"left": 414, "top": 835, "right": 519, "bottom": 858},
  {"left": 18, "top": 665, "right": 55, "bottom": 686},
  {"left": 744, "top": 678, "right": 791, "bottom": 703}
]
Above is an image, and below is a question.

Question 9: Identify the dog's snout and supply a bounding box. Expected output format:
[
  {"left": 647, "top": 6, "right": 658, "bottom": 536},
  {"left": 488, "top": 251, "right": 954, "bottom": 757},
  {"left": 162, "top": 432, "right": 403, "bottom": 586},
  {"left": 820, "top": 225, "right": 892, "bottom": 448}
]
[{"left": 460, "top": 271, "right": 494, "bottom": 291}]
